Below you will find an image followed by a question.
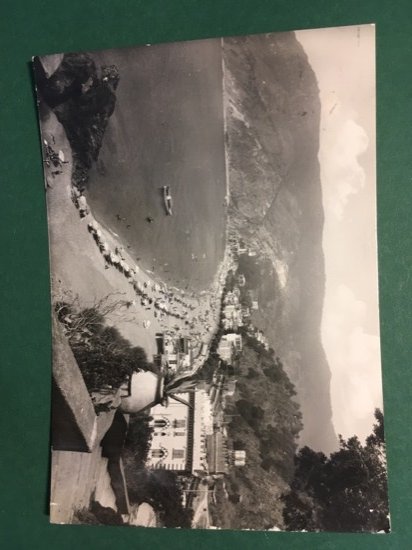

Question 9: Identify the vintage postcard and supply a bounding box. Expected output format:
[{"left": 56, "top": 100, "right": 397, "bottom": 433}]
[{"left": 33, "top": 24, "right": 389, "bottom": 531}]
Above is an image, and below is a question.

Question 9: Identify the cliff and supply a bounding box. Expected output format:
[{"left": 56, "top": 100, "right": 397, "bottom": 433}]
[{"left": 33, "top": 53, "right": 119, "bottom": 180}]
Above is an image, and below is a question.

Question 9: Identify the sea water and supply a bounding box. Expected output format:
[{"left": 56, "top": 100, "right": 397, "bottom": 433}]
[{"left": 86, "top": 39, "right": 227, "bottom": 291}]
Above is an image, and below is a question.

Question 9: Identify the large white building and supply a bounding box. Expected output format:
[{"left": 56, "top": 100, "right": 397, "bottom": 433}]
[
  {"left": 146, "top": 389, "right": 213, "bottom": 475},
  {"left": 217, "top": 333, "right": 243, "bottom": 364}
]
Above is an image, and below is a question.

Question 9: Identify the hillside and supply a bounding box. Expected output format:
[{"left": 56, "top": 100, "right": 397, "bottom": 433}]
[
  {"left": 223, "top": 32, "right": 337, "bottom": 452},
  {"left": 210, "top": 336, "right": 302, "bottom": 530}
]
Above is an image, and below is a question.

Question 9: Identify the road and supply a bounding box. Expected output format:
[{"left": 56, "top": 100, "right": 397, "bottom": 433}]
[{"left": 191, "top": 487, "right": 211, "bottom": 529}]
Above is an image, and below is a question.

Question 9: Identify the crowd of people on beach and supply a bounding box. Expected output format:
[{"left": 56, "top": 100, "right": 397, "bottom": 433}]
[
  {"left": 77, "top": 197, "right": 230, "bottom": 357},
  {"left": 86, "top": 217, "right": 196, "bottom": 322},
  {"left": 43, "top": 139, "right": 69, "bottom": 189},
  {"left": 45, "top": 147, "right": 236, "bottom": 365}
]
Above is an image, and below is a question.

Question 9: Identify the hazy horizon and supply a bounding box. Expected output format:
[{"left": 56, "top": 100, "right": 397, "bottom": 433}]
[{"left": 296, "top": 24, "right": 382, "bottom": 442}]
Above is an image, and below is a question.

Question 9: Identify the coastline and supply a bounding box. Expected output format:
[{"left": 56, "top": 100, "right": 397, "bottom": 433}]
[{"left": 41, "top": 106, "right": 230, "bottom": 371}]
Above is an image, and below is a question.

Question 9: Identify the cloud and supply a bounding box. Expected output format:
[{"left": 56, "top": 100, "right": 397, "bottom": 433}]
[
  {"left": 321, "top": 119, "right": 369, "bottom": 221},
  {"left": 322, "top": 284, "right": 383, "bottom": 441}
]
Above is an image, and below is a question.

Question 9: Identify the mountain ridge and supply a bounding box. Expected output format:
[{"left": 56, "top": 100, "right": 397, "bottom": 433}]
[{"left": 223, "top": 32, "right": 337, "bottom": 452}]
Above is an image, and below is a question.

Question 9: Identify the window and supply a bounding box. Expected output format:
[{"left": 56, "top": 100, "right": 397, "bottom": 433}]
[
  {"left": 154, "top": 419, "right": 168, "bottom": 428},
  {"left": 174, "top": 431, "right": 185, "bottom": 437},
  {"left": 173, "top": 419, "right": 186, "bottom": 429},
  {"left": 172, "top": 449, "right": 185, "bottom": 460},
  {"left": 151, "top": 449, "right": 165, "bottom": 458}
]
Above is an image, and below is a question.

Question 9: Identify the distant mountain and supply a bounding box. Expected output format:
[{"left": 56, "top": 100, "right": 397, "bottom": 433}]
[{"left": 223, "top": 32, "right": 337, "bottom": 452}]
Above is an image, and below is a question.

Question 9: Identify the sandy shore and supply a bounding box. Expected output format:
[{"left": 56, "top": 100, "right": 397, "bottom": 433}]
[{"left": 41, "top": 106, "right": 231, "bottom": 368}]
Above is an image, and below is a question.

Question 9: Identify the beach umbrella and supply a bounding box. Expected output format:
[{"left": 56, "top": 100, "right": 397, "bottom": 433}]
[{"left": 78, "top": 195, "right": 87, "bottom": 208}]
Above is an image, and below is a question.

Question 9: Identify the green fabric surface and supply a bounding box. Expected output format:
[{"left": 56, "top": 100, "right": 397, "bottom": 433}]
[{"left": 1, "top": 0, "right": 411, "bottom": 548}]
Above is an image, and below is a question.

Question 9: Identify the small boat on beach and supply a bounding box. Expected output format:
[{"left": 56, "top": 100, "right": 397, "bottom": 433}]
[{"left": 163, "top": 185, "right": 173, "bottom": 215}]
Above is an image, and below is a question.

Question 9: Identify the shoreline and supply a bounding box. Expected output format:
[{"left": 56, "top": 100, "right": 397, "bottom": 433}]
[{"left": 42, "top": 104, "right": 231, "bottom": 373}]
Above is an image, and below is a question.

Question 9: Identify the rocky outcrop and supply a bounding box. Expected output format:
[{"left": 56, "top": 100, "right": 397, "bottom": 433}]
[{"left": 34, "top": 53, "right": 119, "bottom": 181}]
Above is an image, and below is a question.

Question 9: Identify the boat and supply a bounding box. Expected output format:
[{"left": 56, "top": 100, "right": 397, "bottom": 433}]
[{"left": 163, "top": 185, "right": 173, "bottom": 215}]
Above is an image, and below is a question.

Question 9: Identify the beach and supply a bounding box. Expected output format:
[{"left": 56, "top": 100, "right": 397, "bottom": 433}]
[{"left": 42, "top": 103, "right": 230, "bottom": 367}]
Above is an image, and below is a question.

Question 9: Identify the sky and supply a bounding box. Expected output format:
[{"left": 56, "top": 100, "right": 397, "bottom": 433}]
[{"left": 296, "top": 25, "right": 382, "bottom": 442}]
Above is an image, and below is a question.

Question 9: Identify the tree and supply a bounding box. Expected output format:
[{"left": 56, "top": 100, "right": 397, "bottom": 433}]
[
  {"left": 282, "top": 409, "right": 389, "bottom": 532},
  {"left": 123, "top": 413, "right": 154, "bottom": 467},
  {"left": 125, "top": 468, "right": 193, "bottom": 528},
  {"left": 55, "top": 290, "right": 153, "bottom": 392}
]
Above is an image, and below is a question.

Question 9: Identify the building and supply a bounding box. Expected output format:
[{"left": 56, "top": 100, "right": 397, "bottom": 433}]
[
  {"left": 237, "top": 240, "right": 247, "bottom": 255},
  {"left": 206, "top": 431, "right": 229, "bottom": 475},
  {"left": 153, "top": 332, "right": 193, "bottom": 373},
  {"left": 232, "top": 449, "right": 246, "bottom": 467},
  {"left": 146, "top": 389, "right": 213, "bottom": 475},
  {"left": 217, "top": 338, "right": 233, "bottom": 363},
  {"left": 223, "top": 379, "right": 237, "bottom": 397},
  {"left": 248, "top": 290, "right": 259, "bottom": 310},
  {"left": 242, "top": 306, "right": 250, "bottom": 318},
  {"left": 217, "top": 333, "right": 243, "bottom": 364},
  {"left": 223, "top": 333, "right": 243, "bottom": 352},
  {"left": 147, "top": 392, "right": 195, "bottom": 472}
]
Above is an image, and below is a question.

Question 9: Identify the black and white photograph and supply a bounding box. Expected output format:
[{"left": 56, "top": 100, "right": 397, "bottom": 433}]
[{"left": 33, "top": 23, "right": 389, "bottom": 531}]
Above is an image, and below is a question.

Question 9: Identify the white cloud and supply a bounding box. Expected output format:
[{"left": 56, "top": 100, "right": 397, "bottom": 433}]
[
  {"left": 322, "top": 284, "right": 383, "bottom": 441},
  {"left": 322, "top": 119, "right": 369, "bottom": 220}
]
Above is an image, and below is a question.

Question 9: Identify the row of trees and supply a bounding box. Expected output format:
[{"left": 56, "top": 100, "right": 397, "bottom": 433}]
[{"left": 282, "top": 409, "right": 389, "bottom": 532}]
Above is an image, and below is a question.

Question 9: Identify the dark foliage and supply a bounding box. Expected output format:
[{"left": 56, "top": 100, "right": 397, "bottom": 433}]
[
  {"left": 121, "top": 414, "right": 191, "bottom": 528},
  {"left": 101, "top": 411, "right": 129, "bottom": 459},
  {"left": 124, "top": 467, "right": 193, "bottom": 528},
  {"left": 236, "top": 398, "right": 264, "bottom": 432},
  {"left": 246, "top": 367, "right": 258, "bottom": 379},
  {"left": 282, "top": 409, "right": 389, "bottom": 533},
  {"left": 210, "top": 333, "right": 302, "bottom": 530},
  {"left": 123, "top": 413, "right": 154, "bottom": 469},
  {"left": 34, "top": 53, "right": 119, "bottom": 185},
  {"left": 56, "top": 302, "right": 152, "bottom": 392},
  {"left": 73, "top": 501, "right": 124, "bottom": 526}
]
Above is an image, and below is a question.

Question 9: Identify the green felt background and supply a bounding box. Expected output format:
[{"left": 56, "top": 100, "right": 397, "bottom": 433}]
[{"left": 1, "top": 1, "right": 411, "bottom": 548}]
